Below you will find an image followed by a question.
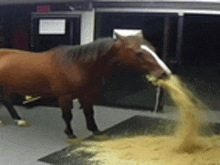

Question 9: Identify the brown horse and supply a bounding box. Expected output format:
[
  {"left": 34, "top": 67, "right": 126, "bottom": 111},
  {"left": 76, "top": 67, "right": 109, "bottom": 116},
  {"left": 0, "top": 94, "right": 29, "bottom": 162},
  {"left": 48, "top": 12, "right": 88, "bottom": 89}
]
[{"left": 0, "top": 34, "right": 171, "bottom": 138}]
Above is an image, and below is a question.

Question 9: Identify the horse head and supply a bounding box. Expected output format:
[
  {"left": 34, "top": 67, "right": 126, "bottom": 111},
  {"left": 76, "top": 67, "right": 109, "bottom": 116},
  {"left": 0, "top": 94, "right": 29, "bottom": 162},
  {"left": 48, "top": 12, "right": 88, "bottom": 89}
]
[{"left": 113, "top": 33, "right": 172, "bottom": 80}]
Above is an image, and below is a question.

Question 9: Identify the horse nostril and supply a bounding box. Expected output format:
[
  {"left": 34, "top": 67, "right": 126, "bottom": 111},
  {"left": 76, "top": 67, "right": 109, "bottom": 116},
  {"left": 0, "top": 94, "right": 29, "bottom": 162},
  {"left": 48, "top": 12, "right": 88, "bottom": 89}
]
[{"left": 159, "top": 72, "right": 168, "bottom": 79}]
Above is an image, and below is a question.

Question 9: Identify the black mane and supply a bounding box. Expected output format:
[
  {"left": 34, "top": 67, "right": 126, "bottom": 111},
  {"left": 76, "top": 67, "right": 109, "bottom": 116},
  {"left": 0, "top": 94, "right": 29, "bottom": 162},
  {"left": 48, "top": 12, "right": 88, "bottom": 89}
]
[{"left": 55, "top": 38, "right": 116, "bottom": 63}]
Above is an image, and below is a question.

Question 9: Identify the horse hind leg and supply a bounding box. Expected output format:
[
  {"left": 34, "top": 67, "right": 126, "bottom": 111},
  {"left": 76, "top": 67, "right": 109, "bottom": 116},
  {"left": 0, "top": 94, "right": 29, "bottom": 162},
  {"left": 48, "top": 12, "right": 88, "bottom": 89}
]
[
  {"left": 0, "top": 88, "right": 29, "bottom": 127},
  {"left": 1, "top": 99, "right": 29, "bottom": 127}
]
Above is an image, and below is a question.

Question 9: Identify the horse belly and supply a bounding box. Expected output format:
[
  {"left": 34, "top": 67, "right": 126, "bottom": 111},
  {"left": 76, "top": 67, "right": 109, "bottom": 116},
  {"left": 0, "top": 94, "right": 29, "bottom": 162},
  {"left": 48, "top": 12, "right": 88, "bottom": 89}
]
[
  {"left": 5, "top": 86, "right": 53, "bottom": 97},
  {"left": 0, "top": 76, "right": 53, "bottom": 96},
  {"left": 0, "top": 55, "right": 53, "bottom": 96}
]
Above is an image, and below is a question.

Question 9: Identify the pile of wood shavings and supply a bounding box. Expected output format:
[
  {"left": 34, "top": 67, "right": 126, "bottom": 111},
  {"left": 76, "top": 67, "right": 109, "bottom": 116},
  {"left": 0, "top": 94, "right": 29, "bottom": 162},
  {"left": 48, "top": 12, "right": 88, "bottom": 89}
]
[{"left": 71, "top": 75, "right": 220, "bottom": 165}]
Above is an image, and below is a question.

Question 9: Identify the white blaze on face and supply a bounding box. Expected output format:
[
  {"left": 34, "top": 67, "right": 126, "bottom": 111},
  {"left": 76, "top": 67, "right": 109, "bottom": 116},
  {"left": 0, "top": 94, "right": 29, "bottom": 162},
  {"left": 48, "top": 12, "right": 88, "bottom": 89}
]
[{"left": 141, "top": 45, "right": 172, "bottom": 75}]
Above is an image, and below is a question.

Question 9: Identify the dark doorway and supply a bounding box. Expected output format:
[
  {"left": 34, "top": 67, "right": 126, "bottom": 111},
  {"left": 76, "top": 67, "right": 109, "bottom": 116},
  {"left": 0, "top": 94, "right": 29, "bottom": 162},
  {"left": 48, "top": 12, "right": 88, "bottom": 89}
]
[
  {"left": 182, "top": 14, "right": 220, "bottom": 66},
  {"left": 95, "top": 12, "right": 178, "bottom": 110}
]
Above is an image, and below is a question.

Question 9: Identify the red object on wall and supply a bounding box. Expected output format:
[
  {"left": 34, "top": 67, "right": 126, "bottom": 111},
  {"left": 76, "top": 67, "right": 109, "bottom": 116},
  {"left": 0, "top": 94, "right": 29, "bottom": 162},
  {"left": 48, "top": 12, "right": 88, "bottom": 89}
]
[
  {"left": 37, "top": 5, "right": 50, "bottom": 13},
  {"left": 12, "top": 32, "right": 29, "bottom": 51},
  {"left": 12, "top": 22, "right": 29, "bottom": 51}
]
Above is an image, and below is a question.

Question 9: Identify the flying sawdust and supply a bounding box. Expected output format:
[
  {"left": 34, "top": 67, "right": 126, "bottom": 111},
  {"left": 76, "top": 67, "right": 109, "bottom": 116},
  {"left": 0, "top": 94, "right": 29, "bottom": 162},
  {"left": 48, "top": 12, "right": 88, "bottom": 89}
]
[{"left": 71, "top": 75, "right": 220, "bottom": 165}]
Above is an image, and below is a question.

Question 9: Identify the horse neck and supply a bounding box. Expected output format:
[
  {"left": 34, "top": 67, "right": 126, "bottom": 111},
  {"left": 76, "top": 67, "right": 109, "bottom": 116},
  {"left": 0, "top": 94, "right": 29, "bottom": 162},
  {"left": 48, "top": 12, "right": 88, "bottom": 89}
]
[
  {"left": 83, "top": 59, "right": 115, "bottom": 79},
  {"left": 82, "top": 47, "right": 119, "bottom": 78}
]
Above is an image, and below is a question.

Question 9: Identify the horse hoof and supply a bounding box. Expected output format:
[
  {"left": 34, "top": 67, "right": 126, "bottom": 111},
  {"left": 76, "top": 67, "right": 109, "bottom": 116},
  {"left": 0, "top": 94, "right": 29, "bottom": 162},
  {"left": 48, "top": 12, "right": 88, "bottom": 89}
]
[
  {"left": 15, "top": 120, "right": 30, "bottom": 127},
  {"left": 93, "top": 130, "right": 102, "bottom": 135},
  {"left": 68, "top": 134, "right": 77, "bottom": 139},
  {"left": 64, "top": 130, "right": 77, "bottom": 139}
]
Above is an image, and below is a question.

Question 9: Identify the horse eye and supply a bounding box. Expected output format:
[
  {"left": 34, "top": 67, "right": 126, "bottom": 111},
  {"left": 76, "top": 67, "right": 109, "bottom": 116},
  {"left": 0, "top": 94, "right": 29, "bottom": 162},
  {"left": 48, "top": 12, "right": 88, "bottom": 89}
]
[{"left": 136, "top": 52, "right": 143, "bottom": 57}]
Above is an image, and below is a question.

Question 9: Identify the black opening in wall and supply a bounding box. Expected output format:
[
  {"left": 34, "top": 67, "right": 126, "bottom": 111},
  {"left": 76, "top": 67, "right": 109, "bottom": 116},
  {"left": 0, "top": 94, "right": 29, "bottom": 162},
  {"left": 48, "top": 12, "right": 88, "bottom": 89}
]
[
  {"left": 182, "top": 14, "right": 220, "bottom": 66},
  {"left": 95, "top": 12, "right": 178, "bottom": 110},
  {"left": 96, "top": 13, "right": 165, "bottom": 55}
]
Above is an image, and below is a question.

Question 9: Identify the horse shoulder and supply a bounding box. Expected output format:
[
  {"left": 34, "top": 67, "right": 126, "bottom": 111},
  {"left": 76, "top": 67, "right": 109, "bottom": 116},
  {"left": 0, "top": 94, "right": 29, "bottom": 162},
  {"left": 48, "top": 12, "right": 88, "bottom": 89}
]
[{"left": 47, "top": 59, "right": 83, "bottom": 96}]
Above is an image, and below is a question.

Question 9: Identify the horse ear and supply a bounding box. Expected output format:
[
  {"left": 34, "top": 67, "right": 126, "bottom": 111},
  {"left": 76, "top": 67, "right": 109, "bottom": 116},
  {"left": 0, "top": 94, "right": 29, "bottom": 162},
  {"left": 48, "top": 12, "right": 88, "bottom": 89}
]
[
  {"left": 116, "top": 37, "right": 127, "bottom": 49},
  {"left": 114, "top": 32, "right": 123, "bottom": 40},
  {"left": 114, "top": 33, "right": 126, "bottom": 47},
  {"left": 137, "top": 31, "right": 144, "bottom": 38}
]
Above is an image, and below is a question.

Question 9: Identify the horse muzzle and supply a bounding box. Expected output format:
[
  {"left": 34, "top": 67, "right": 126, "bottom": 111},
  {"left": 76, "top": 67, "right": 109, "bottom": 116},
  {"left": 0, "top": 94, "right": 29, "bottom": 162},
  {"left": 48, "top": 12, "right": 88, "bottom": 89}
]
[
  {"left": 158, "top": 71, "right": 171, "bottom": 80},
  {"left": 140, "top": 45, "right": 172, "bottom": 76},
  {"left": 146, "top": 72, "right": 171, "bottom": 86}
]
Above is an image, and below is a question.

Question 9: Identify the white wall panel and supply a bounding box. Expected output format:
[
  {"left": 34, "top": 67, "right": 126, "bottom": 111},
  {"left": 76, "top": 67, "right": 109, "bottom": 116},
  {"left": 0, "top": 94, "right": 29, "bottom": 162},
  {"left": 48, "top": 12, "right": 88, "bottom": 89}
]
[{"left": 81, "top": 9, "right": 95, "bottom": 45}]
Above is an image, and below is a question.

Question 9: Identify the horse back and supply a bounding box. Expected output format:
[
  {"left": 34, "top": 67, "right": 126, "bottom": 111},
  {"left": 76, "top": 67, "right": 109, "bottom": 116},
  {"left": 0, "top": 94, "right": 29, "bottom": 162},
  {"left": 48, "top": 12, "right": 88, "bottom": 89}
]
[
  {"left": 0, "top": 48, "right": 86, "bottom": 97},
  {"left": 0, "top": 49, "right": 30, "bottom": 57}
]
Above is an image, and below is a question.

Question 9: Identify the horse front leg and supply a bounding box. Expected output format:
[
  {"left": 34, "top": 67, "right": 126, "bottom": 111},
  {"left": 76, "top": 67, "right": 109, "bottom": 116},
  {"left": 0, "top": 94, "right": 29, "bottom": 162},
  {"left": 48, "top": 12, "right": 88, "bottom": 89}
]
[
  {"left": 83, "top": 106, "right": 101, "bottom": 135},
  {"left": 79, "top": 97, "right": 101, "bottom": 135},
  {"left": 59, "top": 96, "right": 76, "bottom": 139}
]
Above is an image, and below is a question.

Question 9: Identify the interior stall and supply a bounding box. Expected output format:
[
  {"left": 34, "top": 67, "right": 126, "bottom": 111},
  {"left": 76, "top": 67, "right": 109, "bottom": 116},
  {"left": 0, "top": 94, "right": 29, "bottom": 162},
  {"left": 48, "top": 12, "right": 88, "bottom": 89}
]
[{"left": 0, "top": 1, "right": 219, "bottom": 110}]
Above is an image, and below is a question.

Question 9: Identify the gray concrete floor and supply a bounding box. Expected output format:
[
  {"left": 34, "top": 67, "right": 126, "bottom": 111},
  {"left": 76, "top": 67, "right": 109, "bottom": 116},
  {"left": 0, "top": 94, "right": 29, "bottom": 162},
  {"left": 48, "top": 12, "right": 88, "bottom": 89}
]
[{"left": 0, "top": 103, "right": 220, "bottom": 165}]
